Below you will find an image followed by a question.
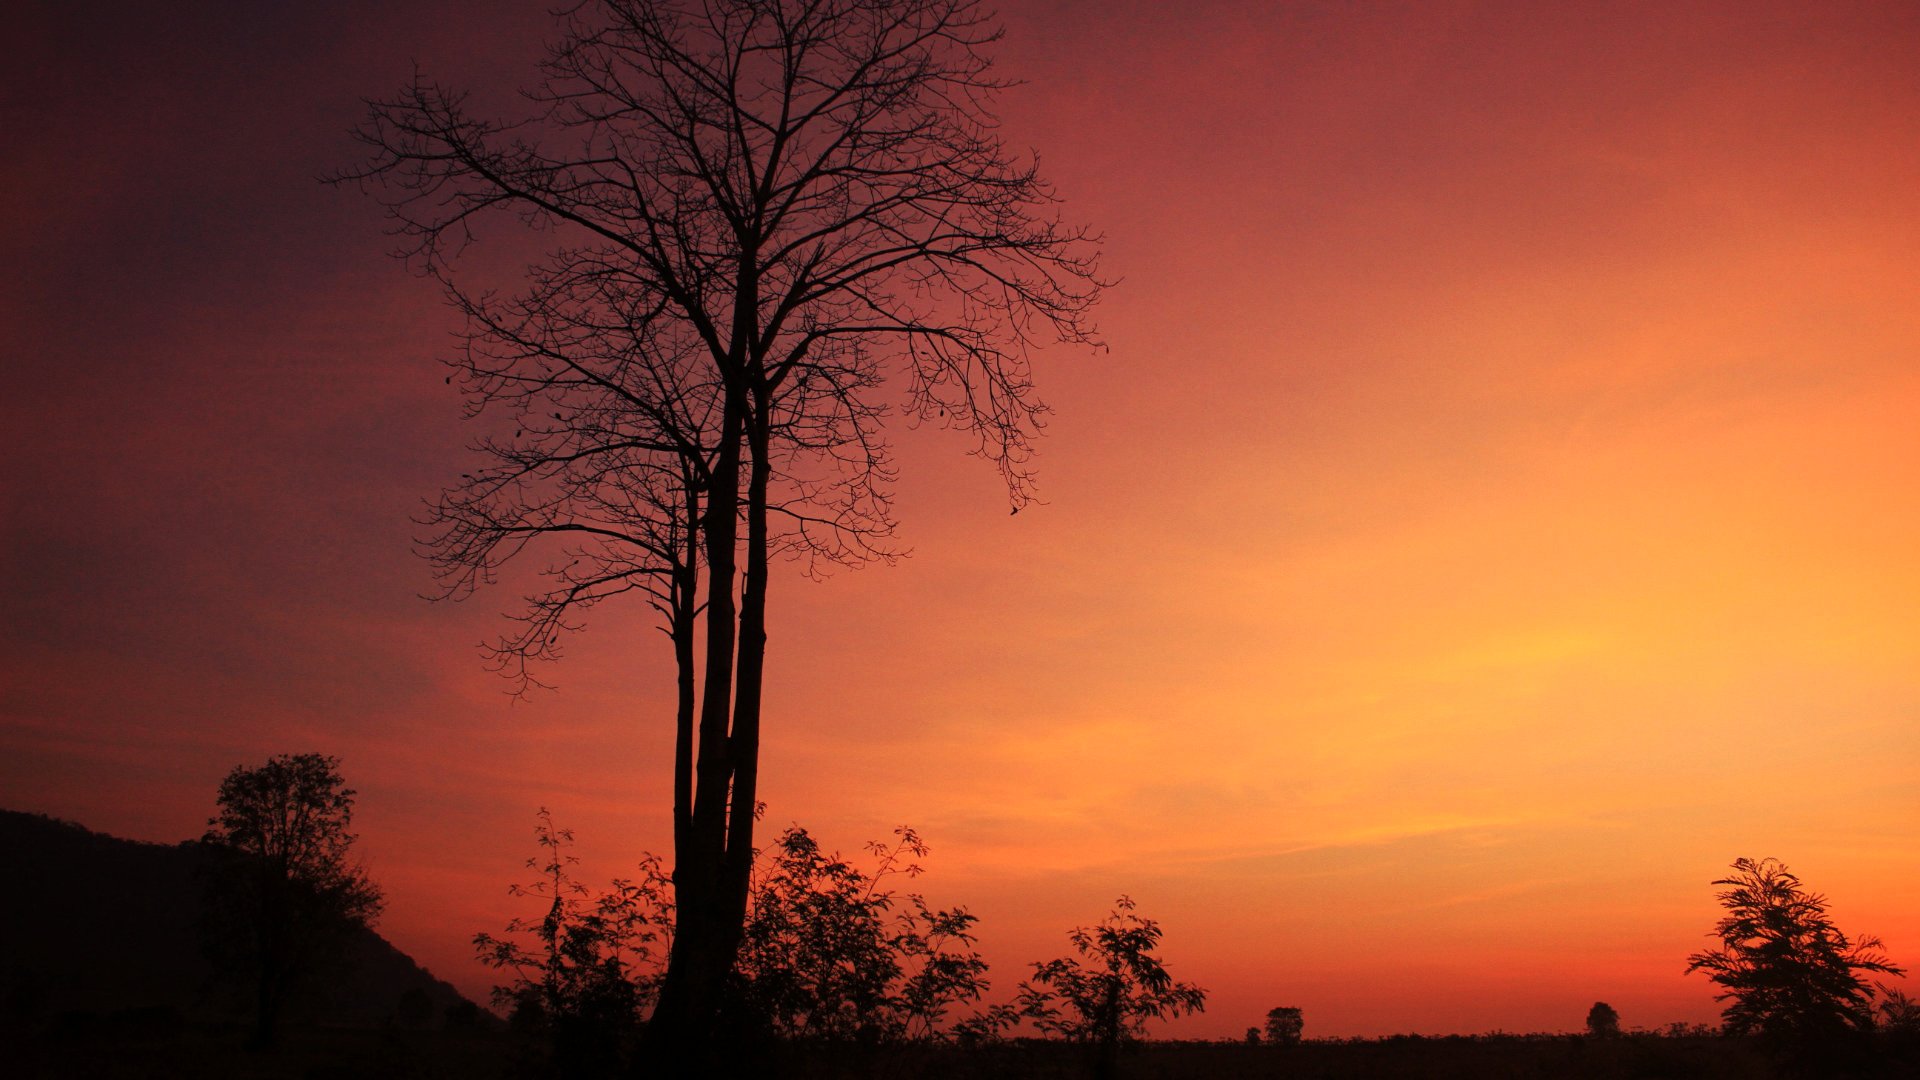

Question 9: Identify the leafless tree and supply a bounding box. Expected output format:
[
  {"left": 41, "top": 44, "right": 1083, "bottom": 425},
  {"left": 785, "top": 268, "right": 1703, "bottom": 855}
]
[{"left": 338, "top": 0, "right": 1103, "bottom": 1046}]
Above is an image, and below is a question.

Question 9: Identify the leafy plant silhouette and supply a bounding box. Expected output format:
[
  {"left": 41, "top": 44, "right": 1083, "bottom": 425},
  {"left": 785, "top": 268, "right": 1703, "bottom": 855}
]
[
  {"left": 478, "top": 814, "right": 989, "bottom": 1068},
  {"left": 1685, "top": 856, "right": 1903, "bottom": 1048},
  {"left": 474, "top": 810, "right": 673, "bottom": 1073},
  {"left": 733, "top": 825, "right": 992, "bottom": 1042},
  {"left": 1013, "top": 895, "right": 1207, "bottom": 1077}
]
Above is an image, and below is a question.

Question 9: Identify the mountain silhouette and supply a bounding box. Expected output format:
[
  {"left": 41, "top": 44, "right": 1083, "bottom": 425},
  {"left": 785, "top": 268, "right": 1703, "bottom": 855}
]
[{"left": 0, "top": 809, "right": 482, "bottom": 1030}]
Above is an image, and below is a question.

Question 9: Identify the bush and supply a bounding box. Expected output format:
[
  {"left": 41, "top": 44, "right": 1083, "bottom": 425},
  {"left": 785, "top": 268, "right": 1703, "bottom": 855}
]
[
  {"left": 478, "top": 813, "right": 989, "bottom": 1065},
  {"left": 474, "top": 810, "right": 671, "bottom": 1073},
  {"left": 733, "top": 826, "right": 992, "bottom": 1042}
]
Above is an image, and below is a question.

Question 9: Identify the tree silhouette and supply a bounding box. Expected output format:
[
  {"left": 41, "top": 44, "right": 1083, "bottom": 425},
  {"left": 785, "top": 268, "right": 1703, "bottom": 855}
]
[
  {"left": 339, "top": 0, "right": 1102, "bottom": 1047},
  {"left": 1264, "top": 1005, "right": 1303, "bottom": 1045},
  {"left": 1878, "top": 985, "right": 1920, "bottom": 1033},
  {"left": 199, "top": 753, "right": 383, "bottom": 1047},
  {"left": 1685, "top": 857, "right": 1904, "bottom": 1047},
  {"left": 1017, "top": 896, "right": 1206, "bottom": 1078},
  {"left": 1585, "top": 1000, "right": 1619, "bottom": 1037}
]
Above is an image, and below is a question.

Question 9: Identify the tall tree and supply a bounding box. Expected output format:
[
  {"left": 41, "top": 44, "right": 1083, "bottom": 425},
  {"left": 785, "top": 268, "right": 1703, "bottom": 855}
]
[
  {"left": 339, "top": 0, "right": 1103, "bottom": 1046},
  {"left": 200, "top": 753, "right": 384, "bottom": 1047},
  {"left": 1685, "top": 857, "right": 1904, "bottom": 1046}
]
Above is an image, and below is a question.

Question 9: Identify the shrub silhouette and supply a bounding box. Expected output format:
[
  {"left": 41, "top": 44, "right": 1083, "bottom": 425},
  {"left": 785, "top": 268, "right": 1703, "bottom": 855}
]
[
  {"left": 1015, "top": 896, "right": 1207, "bottom": 1078},
  {"left": 477, "top": 814, "right": 988, "bottom": 1067},
  {"left": 1585, "top": 1001, "right": 1619, "bottom": 1037},
  {"left": 733, "top": 826, "right": 991, "bottom": 1042},
  {"left": 474, "top": 810, "right": 671, "bottom": 1073}
]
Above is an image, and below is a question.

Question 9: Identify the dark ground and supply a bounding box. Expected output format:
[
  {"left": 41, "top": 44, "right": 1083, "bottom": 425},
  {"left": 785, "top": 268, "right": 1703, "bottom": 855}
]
[{"left": 11, "top": 1024, "right": 1918, "bottom": 1080}]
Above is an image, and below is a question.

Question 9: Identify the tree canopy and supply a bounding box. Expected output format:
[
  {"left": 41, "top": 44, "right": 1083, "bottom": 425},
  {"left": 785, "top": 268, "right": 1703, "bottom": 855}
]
[
  {"left": 1685, "top": 856, "right": 1903, "bottom": 1044},
  {"left": 201, "top": 752, "right": 383, "bottom": 1046}
]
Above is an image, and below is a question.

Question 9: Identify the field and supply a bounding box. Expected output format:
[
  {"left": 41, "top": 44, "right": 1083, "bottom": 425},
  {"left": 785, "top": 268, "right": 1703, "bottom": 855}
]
[{"left": 15, "top": 1019, "right": 1918, "bottom": 1080}]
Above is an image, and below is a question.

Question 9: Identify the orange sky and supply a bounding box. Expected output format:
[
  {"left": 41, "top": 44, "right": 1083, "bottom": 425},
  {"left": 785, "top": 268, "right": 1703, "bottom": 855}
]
[{"left": 4, "top": 0, "right": 1917, "bottom": 1038}]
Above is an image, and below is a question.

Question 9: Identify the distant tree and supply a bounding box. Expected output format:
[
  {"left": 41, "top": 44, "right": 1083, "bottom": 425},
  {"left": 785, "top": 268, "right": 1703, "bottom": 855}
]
[
  {"left": 1018, "top": 896, "right": 1207, "bottom": 1078},
  {"left": 1244, "top": 1025, "right": 1260, "bottom": 1044},
  {"left": 1586, "top": 1000, "right": 1620, "bottom": 1037},
  {"left": 475, "top": 810, "right": 673, "bottom": 1074},
  {"left": 200, "top": 752, "right": 383, "bottom": 1047},
  {"left": 1877, "top": 985, "right": 1920, "bottom": 1033},
  {"left": 1685, "top": 857, "right": 1904, "bottom": 1047},
  {"left": 1265, "top": 1005, "right": 1304, "bottom": 1045},
  {"left": 341, "top": 0, "right": 1106, "bottom": 1050}
]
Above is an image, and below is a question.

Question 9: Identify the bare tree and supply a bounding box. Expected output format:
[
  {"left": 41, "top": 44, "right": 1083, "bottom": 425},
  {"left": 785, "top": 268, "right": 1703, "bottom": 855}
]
[{"left": 338, "top": 0, "right": 1103, "bottom": 1046}]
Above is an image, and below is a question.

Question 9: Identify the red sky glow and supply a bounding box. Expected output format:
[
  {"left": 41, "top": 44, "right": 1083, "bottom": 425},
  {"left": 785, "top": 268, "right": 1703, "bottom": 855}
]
[{"left": 4, "top": 0, "right": 1917, "bottom": 1039}]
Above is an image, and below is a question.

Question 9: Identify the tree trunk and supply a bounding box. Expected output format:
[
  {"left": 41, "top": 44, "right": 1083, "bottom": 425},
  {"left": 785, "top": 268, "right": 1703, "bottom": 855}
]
[
  {"left": 720, "top": 404, "right": 771, "bottom": 949},
  {"left": 1094, "top": 977, "right": 1121, "bottom": 1080},
  {"left": 670, "top": 475, "right": 699, "bottom": 904},
  {"left": 648, "top": 394, "right": 744, "bottom": 1052}
]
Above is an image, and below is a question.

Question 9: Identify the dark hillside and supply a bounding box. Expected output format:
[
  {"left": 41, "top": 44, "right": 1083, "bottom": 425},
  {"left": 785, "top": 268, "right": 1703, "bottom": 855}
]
[{"left": 0, "top": 809, "right": 480, "bottom": 1030}]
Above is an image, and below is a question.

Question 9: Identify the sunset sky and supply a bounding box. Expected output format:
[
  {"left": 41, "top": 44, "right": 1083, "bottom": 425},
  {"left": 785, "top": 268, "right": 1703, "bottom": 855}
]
[{"left": 4, "top": 0, "right": 1916, "bottom": 1039}]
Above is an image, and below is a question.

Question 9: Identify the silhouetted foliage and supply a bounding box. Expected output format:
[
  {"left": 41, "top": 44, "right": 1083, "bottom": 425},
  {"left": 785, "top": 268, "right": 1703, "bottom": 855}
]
[
  {"left": 733, "top": 825, "right": 991, "bottom": 1042},
  {"left": 474, "top": 810, "right": 672, "bottom": 1073},
  {"left": 1878, "top": 985, "right": 1920, "bottom": 1033},
  {"left": 1014, "top": 896, "right": 1206, "bottom": 1077},
  {"left": 1266, "top": 1005, "right": 1305, "bottom": 1045},
  {"left": 200, "top": 753, "right": 383, "bottom": 1047},
  {"left": 1685, "top": 857, "right": 1904, "bottom": 1050},
  {"left": 341, "top": 0, "right": 1105, "bottom": 1047},
  {"left": 477, "top": 814, "right": 986, "bottom": 1068},
  {"left": 1586, "top": 1001, "right": 1620, "bottom": 1038}
]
